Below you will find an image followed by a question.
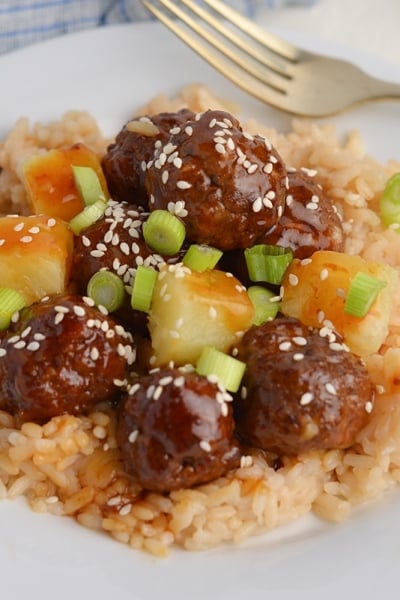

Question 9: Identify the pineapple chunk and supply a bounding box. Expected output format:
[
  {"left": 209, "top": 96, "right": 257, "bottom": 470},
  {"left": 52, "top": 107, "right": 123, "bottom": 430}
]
[
  {"left": 281, "top": 250, "right": 398, "bottom": 356},
  {"left": 0, "top": 215, "right": 74, "bottom": 304},
  {"left": 21, "top": 143, "right": 109, "bottom": 221},
  {"left": 148, "top": 263, "right": 255, "bottom": 366}
]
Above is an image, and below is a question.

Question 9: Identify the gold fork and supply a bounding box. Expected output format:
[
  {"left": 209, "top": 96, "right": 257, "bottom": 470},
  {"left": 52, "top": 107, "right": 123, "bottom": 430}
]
[{"left": 141, "top": 0, "right": 400, "bottom": 117}]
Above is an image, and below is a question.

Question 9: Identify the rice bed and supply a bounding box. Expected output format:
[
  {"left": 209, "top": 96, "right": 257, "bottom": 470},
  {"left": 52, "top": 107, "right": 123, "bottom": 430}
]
[{"left": 1, "top": 84, "right": 400, "bottom": 556}]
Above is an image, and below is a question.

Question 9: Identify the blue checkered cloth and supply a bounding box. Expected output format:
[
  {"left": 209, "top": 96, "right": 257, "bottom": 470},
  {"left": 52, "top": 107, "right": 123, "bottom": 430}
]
[{"left": 0, "top": 0, "right": 317, "bottom": 55}]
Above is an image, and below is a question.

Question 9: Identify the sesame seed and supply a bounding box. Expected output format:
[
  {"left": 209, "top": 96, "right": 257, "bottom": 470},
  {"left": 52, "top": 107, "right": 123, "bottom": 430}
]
[
  {"left": 293, "top": 353, "right": 304, "bottom": 361},
  {"left": 215, "top": 143, "right": 226, "bottom": 154},
  {"left": 325, "top": 383, "right": 337, "bottom": 395},
  {"left": 0, "top": 348, "right": 6, "bottom": 357},
  {"left": 199, "top": 440, "right": 212, "bottom": 452},
  {"left": 173, "top": 376, "right": 185, "bottom": 387},
  {"left": 47, "top": 218, "right": 56, "bottom": 227},
  {"left": 247, "top": 164, "right": 258, "bottom": 174},
  {"left": 162, "top": 171, "right": 169, "bottom": 184},
  {"left": 54, "top": 312, "right": 65, "bottom": 325},
  {"left": 320, "top": 268, "right": 329, "bottom": 281},
  {"left": 263, "top": 163, "right": 273, "bottom": 175},
  {"left": 90, "top": 250, "right": 105, "bottom": 258},
  {"left": 90, "top": 347, "right": 100, "bottom": 361},
  {"left": 28, "top": 226, "right": 40, "bottom": 234},
  {"left": 293, "top": 336, "right": 307, "bottom": 346},
  {"left": 14, "top": 340, "right": 26, "bottom": 349},
  {"left": 252, "top": 197, "right": 263, "bottom": 213},
  {"left": 289, "top": 273, "right": 299, "bottom": 286},
  {"left": 14, "top": 222, "right": 24, "bottom": 232},
  {"left": 153, "top": 385, "right": 163, "bottom": 400},
  {"left": 20, "top": 236, "right": 33, "bottom": 243},
  {"left": 279, "top": 341, "right": 292, "bottom": 351},
  {"left": 365, "top": 401, "right": 373, "bottom": 413},
  {"left": 73, "top": 305, "right": 86, "bottom": 317},
  {"left": 26, "top": 341, "right": 40, "bottom": 351},
  {"left": 300, "top": 392, "right": 314, "bottom": 405},
  {"left": 177, "top": 180, "right": 192, "bottom": 190}
]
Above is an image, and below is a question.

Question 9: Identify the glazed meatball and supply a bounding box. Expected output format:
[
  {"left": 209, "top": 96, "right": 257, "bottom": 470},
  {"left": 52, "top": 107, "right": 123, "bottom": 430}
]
[
  {"left": 117, "top": 367, "right": 240, "bottom": 491},
  {"left": 0, "top": 294, "right": 136, "bottom": 423},
  {"left": 145, "top": 109, "right": 288, "bottom": 250},
  {"left": 261, "top": 168, "right": 344, "bottom": 258},
  {"left": 102, "top": 109, "right": 195, "bottom": 207},
  {"left": 234, "top": 317, "right": 374, "bottom": 455},
  {"left": 72, "top": 199, "right": 185, "bottom": 332},
  {"left": 73, "top": 200, "right": 155, "bottom": 294}
]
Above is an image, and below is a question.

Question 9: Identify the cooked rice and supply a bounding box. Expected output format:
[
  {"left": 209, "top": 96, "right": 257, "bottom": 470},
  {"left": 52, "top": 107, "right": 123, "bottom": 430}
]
[{"left": 1, "top": 84, "right": 400, "bottom": 557}]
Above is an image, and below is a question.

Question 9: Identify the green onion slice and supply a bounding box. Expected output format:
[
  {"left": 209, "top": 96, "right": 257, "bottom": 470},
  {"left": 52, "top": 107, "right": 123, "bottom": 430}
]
[
  {"left": 69, "top": 199, "right": 106, "bottom": 235},
  {"left": 87, "top": 270, "right": 125, "bottom": 313},
  {"left": 0, "top": 287, "right": 26, "bottom": 330},
  {"left": 72, "top": 165, "right": 106, "bottom": 206},
  {"left": 380, "top": 172, "right": 400, "bottom": 229},
  {"left": 196, "top": 346, "right": 246, "bottom": 393},
  {"left": 143, "top": 210, "right": 185, "bottom": 255},
  {"left": 247, "top": 285, "right": 280, "bottom": 325},
  {"left": 344, "top": 271, "right": 387, "bottom": 318},
  {"left": 131, "top": 265, "right": 158, "bottom": 312},
  {"left": 244, "top": 244, "right": 293, "bottom": 285},
  {"left": 182, "top": 244, "right": 223, "bottom": 271}
]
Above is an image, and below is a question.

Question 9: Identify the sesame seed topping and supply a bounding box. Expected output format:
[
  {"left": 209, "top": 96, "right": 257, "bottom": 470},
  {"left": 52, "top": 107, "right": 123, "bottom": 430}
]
[
  {"left": 365, "top": 401, "right": 373, "bottom": 413},
  {"left": 20, "top": 236, "right": 33, "bottom": 243},
  {"left": 325, "top": 383, "right": 337, "bottom": 395},
  {"left": 300, "top": 392, "right": 314, "bottom": 405},
  {"left": 26, "top": 341, "right": 40, "bottom": 351},
  {"left": 279, "top": 341, "right": 292, "bottom": 351},
  {"left": 320, "top": 268, "right": 329, "bottom": 281},
  {"left": 293, "top": 353, "right": 304, "bottom": 361},
  {"left": 288, "top": 274, "right": 299, "bottom": 286},
  {"left": 176, "top": 180, "right": 192, "bottom": 190},
  {"left": 293, "top": 336, "right": 307, "bottom": 346},
  {"left": 199, "top": 440, "right": 212, "bottom": 452}
]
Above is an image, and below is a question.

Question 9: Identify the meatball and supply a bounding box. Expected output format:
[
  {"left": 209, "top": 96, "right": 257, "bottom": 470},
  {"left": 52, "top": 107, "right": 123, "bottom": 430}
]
[
  {"left": 102, "top": 109, "right": 195, "bottom": 207},
  {"left": 234, "top": 317, "right": 374, "bottom": 455},
  {"left": 73, "top": 199, "right": 186, "bottom": 293},
  {"left": 117, "top": 367, "right": 240, "bottom": 491},
  {"left": 145, "top": 109, "right": 288, "bottom": 250},
  {"left": 72, "top": 199, "right": 185, "bottom": 332},
  {"left": 261, "top": 168, "right": 344, "bottom": 258},
  {"left": 0, "top": 294, "right": 136, "bottom": 423}
]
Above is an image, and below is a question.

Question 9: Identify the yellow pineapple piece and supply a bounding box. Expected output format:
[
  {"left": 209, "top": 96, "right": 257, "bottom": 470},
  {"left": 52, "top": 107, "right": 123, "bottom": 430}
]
[
  {"left": 0, "top": 215, "right": 74, "bottom": 304},
  {"left": 21, "top": 143, "right": 109, "bottom": 221},
  {"left": 281, "top": 250, "right": 398, "bottom": 356},
  {"left": 148, "top": 263, "right": 255, "bottom": 366}
]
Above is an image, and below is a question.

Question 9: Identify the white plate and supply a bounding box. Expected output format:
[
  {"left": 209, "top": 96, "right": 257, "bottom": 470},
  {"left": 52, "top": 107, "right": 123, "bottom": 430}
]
[{"left": 1, "top": 22, "right": 400, "bottom": 600}]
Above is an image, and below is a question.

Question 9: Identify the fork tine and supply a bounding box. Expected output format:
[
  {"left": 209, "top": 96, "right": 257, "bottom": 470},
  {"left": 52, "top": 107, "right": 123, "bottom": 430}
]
[
  {"left": 142, "top": 0, "right": 286, "bottom": 110},
  {"left": 179, "top": 0, "right": 292, "bottom": 77},
  {"left": 144, "top": 0, "right": 289, "bottom": 93},
  {"left": 202, "top": 0, "right": 300, "bottom": 62}
]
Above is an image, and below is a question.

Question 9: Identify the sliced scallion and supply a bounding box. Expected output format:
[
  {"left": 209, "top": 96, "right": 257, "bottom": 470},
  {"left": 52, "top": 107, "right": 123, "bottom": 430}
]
[
  {"left": 0, "top": 287, "right": 26, "bottom": 330},
  {"left": 69, "top": 198, "right": 106, "bottom": 235},
  {"left": 380, "top": 172, "right": 400, "bottom": 229},
  {"left": 247, "top": 285, "right": 280, "bottom": 325},
  {"left": 131, "top": 265, "right": 158, "bottom": 312},
  {"left": 143, "top": 210, "right": 185, "bottom": 255},
  {"left": 72, "top": 165, "right": 106, "bottom": 206},
  {"left": 182, "top": 244, "right": 223, "bottom": 271},
  {"left": 344, "top": 271, "right": 387, "bottom": 318},
  {"left": 196, "top": 346, "right": 246, "bottom": 393},
  {"left": 244, "top": 244, "right": 293, "bottom": 285},
  {"left": 87, "top": 270, "right": 125, "bottom": 313}
]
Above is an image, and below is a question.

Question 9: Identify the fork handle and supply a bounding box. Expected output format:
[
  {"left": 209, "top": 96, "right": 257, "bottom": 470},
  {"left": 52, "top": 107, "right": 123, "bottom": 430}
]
[{"left": 367, "top": 75, "right": 400, "bottom": 100}]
